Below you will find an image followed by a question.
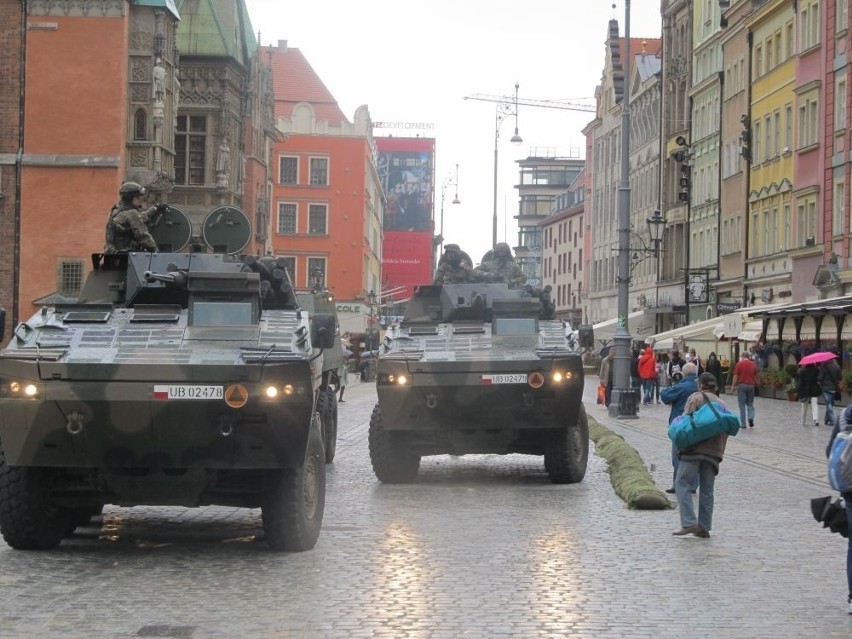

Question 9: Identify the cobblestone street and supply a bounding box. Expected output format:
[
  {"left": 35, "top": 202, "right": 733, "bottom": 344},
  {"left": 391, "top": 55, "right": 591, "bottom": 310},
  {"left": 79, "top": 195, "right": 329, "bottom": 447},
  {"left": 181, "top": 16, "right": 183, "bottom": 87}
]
[{"left": 0, "top": 376, "right": 849, "bottom": 638}]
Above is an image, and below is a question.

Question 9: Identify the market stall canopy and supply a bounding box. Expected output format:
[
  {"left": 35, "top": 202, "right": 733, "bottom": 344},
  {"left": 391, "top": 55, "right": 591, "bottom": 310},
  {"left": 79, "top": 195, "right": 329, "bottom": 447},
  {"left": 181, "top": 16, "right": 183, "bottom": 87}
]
[
  {"left": 737, "top": 320, "right": 763, "bottom": 342},
  {"left": 592, "top": 310, "right": 655, "bottom": 344}
]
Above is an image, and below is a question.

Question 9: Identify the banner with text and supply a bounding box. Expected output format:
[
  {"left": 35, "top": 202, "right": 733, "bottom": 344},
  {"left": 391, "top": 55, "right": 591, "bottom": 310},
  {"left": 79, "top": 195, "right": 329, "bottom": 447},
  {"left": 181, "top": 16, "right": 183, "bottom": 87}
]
[{"left": 382, "top": 230, "right": 433, "bottom": 299}]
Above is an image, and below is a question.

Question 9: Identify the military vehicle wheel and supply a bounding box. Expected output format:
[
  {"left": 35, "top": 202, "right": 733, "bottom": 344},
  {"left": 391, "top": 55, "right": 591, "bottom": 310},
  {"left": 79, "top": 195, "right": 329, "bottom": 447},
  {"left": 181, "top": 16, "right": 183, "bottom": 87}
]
[
  {"left": 0, "top": 445, "right": 70, "bottom": 550},
  {"left": 369, "top": 404, "right": 420, "bottom": 483},
  {"left": 318, "top": 388, "right": 338, "bottom": 464},
  {"left": 261, "top": 427, "right": 325, "bottom": 551},
  {"left": 544, "top": 404, "right": 590, "bottom": 484}
]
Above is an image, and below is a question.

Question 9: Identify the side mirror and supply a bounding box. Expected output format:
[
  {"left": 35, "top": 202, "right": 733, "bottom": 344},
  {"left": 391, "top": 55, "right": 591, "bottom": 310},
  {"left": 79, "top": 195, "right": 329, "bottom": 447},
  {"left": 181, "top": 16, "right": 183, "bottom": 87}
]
[
  {"left": 310, "top": 313, "right": 337, "bottom": 350},
  {"left": 577, "top": 324, "right": 594, "bottom": 348}
]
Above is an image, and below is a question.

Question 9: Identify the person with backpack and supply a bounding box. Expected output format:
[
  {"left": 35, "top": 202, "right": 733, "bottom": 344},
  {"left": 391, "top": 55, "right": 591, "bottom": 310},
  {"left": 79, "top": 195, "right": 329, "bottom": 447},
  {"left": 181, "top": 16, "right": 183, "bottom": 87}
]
[
  {"left": 666, "top": 349, "right": 686, "bottom": 385},
  {"left": 825, "top": 405, "right": 852, "bottom": 615},
  {"left": 672, "top": 372, "right": 730, "bottom": 538},
  {"left": 661, "top": 362, "right": 699, "bottom": 494}
]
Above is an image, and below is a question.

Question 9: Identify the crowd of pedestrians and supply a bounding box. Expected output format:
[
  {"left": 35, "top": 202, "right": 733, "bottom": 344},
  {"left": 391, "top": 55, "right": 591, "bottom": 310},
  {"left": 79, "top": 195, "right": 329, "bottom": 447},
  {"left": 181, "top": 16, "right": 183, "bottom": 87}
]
[{"left": 594, "top": 340, "right": 851, "bottom": 614}]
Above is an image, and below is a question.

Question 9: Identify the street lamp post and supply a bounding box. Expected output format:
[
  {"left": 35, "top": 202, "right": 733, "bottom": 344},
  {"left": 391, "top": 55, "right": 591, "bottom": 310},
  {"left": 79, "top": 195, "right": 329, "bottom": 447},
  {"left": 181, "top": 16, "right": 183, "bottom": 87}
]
[
  {"left": 492, "top": 83, "right": 523, "bottom": 249},
  {"left": 610, "top": 0, "right": 671, "bottom": 418},
  {"left": 435, "top": 164, "right": 461, "bottom": 269}
]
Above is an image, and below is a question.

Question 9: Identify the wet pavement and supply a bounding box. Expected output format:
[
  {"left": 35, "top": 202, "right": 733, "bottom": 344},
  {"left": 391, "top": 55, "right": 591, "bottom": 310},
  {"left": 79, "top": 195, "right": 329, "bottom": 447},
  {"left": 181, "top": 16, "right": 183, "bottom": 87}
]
[{"left": 0, "top": 375, "right": 849, "bottom": 638}]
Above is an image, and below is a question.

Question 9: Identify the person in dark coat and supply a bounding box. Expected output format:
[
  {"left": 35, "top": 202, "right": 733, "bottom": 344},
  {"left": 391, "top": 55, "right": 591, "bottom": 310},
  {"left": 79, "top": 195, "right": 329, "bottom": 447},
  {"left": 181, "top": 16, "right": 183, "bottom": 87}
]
[
  {"left": 825, "top": 405, "right": 852, "bottom": 615},
  {"left": 818, "top": 358, "right": 843, "bottom": 425},
  {"left": 705, "top": 352, "right": 724, "bottom": 394},
  {"left": 672, "top": 373, "right": 730, "bottom": 538},
  {"left": 661, "top": 362, "right": 699, "bottom": 493},
  {"left": 798, "top": 363, "right": 822, "bottom": 426}
]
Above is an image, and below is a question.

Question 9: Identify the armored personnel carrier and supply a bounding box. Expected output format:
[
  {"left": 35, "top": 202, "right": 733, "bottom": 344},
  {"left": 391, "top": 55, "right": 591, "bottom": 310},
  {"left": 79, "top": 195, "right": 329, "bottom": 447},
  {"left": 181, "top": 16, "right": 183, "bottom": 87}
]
[
  {"left": 0, "top": 207, "right": 339, "bottom": 551},
  {"left": 369, "top": 280, "right": 593, "bottom": 484}
]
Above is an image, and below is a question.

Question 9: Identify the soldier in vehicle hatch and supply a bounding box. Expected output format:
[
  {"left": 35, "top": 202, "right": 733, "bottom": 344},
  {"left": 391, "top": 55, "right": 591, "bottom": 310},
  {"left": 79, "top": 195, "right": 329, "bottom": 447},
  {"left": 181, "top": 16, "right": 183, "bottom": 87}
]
[
  {"left": 104, "top": 181, "right": 167, "bottom": 254},
  {"left": 476, "top": 242, "right": 527, "bottom": 288},
  {"left": 433, "top": 244, "right": 483, "bottom": 284}
]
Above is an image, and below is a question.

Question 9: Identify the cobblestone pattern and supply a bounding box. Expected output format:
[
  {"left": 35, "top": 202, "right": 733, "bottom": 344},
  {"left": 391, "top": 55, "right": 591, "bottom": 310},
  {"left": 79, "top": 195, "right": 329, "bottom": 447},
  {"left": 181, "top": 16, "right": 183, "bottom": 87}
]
[{"left": 0, "top": 376, "right": 849, "bottom": 638}]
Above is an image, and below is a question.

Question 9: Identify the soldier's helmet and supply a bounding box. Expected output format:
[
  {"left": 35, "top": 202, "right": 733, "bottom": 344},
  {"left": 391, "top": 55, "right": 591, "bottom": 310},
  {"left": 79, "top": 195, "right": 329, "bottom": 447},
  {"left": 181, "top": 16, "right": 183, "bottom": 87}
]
[
  {"left": 444, "top": 243, "right": 461, "bottom": 253},
  {"left": 494, "top": 242, "right": 512, "bottom": 260},
  {"left": 119, "top": 181, "right": 146, "bottom": 201}
]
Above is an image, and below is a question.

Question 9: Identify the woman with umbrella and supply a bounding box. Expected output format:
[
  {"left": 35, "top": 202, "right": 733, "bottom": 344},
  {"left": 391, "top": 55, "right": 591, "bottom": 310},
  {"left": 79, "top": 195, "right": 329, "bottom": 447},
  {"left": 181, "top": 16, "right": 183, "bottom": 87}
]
[{"left": 809, "top": 351, "right": 843, "bottom": 425}]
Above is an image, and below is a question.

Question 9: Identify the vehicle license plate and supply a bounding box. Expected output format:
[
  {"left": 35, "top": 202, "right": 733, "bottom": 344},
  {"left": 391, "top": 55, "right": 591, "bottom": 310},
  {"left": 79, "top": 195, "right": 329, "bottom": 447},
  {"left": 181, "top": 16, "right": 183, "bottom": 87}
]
[
  {"left": 153, "top": 384, "right": 224, "bottom": 400},
  {"left": 480, "top": 374, "right": 528, "bottom": 385}
]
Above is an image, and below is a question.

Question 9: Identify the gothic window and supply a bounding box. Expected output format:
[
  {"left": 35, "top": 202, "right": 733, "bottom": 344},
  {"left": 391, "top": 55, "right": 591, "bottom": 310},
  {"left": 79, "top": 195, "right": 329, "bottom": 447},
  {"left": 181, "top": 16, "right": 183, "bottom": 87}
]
[
  {"left": 134, "top": 109, "right": 147, "bottom": 140},
  {"left": 175, "top": 115, "right": 207, "bottom": 185}
]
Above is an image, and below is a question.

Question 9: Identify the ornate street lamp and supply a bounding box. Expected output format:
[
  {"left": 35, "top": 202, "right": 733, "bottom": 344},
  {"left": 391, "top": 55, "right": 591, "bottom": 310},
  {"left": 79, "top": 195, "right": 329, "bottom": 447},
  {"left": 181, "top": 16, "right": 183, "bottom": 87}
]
[{"left": 493, "top": 83, "right": 523, "bottom": 249}]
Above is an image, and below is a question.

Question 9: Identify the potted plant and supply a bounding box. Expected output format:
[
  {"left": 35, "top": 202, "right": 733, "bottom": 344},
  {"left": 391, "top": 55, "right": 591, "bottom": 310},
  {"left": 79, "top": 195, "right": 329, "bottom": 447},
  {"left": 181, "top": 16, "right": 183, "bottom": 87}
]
[
  {"left": 757, "top": 369, "right": 780, "bottom": 398},
  {"left": 841, "top": 369, "right": 852, "bottom": 395},
  {"left": 784, "top": 363, "right": 799, "bottom": 401}
]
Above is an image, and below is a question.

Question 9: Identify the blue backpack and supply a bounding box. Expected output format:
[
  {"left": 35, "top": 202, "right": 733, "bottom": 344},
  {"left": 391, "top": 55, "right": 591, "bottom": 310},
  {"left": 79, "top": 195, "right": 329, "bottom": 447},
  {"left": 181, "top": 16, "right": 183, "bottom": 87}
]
[{"left": 828, "top": 409, "right": 852, "bottom": 493}]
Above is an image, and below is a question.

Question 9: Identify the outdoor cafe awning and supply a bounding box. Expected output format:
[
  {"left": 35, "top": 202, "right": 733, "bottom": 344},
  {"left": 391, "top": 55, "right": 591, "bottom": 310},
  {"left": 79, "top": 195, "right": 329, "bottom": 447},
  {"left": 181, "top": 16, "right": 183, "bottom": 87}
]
[
  {"left": 592, "top": 310, "right": 656, "bottom": 344},
  {"left": 647, "top": 316, "right": 724, "bottom": 352}
]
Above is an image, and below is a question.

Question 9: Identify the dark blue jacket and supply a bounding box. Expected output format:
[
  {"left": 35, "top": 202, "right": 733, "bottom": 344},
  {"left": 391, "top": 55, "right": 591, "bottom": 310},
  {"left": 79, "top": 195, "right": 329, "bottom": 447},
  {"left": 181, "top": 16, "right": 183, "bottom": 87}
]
[
  {"left": 660, "top": 375, "right": 698, "bottom": 424},
  {"left": 826, "top": 405, "right": 852, "bottom": 497}
]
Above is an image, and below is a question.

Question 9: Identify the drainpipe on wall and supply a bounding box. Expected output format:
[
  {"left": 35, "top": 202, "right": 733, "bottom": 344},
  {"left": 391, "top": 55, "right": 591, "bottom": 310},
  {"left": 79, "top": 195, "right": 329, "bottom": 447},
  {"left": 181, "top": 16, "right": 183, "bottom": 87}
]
[{"left": 13, "top": 0, "right": 26, "bottom": 329}]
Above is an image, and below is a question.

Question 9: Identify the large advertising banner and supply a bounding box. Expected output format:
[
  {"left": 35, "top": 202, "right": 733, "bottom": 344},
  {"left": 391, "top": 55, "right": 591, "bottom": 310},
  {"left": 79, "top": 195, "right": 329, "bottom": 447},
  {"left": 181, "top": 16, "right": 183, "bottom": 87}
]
[
  {"left": 376, "top": 137, "right": 435, "bottom": 232},
  {"left": 382, "top": 230, "right": 433, "bottom": 299}
]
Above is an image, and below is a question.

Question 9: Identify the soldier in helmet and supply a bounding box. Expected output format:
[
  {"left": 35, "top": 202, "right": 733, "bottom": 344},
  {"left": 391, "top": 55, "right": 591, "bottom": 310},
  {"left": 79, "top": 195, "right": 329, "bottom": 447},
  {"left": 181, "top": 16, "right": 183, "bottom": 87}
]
[
  {"left": 477, "top": 242, "right": 527, "bottom": 288},
  {"left": 433, "top": 244, "right": 481, "bottom": 284},
  {"left": 104, "top": 181, "right": 167, "bottom": 254}
]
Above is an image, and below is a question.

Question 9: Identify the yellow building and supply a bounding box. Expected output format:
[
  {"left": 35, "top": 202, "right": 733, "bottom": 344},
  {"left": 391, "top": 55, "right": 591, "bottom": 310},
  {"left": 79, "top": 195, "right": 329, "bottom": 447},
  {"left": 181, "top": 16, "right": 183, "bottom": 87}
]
[{"left": 744, "top": 0, "right": 797, "bottom": 305}]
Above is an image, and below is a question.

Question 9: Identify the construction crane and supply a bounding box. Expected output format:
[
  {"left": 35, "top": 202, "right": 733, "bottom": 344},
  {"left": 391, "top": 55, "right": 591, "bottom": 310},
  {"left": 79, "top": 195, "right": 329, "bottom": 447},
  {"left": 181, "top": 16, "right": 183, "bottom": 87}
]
[{"left": 463, "top": 93, "right": 596, "bottom": 113}]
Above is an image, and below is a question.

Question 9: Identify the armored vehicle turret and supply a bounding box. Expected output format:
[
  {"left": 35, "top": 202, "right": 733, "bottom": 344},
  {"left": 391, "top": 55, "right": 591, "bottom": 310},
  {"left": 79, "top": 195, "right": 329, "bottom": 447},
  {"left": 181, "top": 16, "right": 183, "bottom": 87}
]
[
  {"left": 0, "top": 207, "right": 339, "bottom": 551},
  {"left": 369, "top": 280, "right": 594, "bottom": 483}
]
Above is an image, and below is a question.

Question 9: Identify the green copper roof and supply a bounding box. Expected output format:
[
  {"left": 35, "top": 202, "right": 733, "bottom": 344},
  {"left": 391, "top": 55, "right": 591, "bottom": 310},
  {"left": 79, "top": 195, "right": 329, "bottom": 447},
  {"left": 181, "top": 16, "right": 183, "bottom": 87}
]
[
  {"left": 132, "top": 0, "right": 181, "bottom": 21},
  {"left": 175, "top": 0, "right": 257, "bottom": 63}
]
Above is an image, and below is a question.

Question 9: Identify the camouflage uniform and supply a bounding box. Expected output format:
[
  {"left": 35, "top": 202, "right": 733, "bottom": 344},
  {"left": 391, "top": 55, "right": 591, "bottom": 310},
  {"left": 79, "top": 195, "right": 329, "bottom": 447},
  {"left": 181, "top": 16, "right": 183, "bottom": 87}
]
[
  {"left": 104, "top": 181, "right": 161, "bottom": 254},
  {"left": 477, "top": 242, "right": 527, "bottom": 287},
  {"left": 433, "top": 243, "right": 483, "bottom": 284}
]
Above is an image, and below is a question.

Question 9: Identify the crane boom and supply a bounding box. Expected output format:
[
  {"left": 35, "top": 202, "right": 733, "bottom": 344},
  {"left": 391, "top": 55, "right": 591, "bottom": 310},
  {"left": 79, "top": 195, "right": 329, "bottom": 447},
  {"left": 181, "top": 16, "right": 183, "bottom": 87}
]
[{"left": 464, "top": 93, "right": 596, "bottom": 113}]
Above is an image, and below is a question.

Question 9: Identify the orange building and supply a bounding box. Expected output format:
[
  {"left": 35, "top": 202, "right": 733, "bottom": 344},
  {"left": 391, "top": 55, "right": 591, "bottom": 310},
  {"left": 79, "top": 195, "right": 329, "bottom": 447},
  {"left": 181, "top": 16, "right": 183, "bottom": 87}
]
[{"left": 265, "top": 41, "right": 383, "bottom": 334}]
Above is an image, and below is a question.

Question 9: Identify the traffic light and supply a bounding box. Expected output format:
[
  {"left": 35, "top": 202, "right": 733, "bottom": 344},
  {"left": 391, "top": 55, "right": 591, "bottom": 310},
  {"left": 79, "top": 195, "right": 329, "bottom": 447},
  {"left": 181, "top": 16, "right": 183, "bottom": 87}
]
[
  {"left": 740, "top": 115, "right": 751, "bottom": 162},
  {"left": 674, "top": 136, "right": 690, "bottom": 203},
  {"left": 678, "top": 165, "right": 690, "bottom": 202}
]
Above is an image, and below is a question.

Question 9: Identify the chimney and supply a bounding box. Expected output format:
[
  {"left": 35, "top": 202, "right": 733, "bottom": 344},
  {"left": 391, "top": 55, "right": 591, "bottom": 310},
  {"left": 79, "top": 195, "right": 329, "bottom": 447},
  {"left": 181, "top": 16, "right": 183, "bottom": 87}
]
[{"left": 277, "top": 39, "right": 288, "bottom": 51}]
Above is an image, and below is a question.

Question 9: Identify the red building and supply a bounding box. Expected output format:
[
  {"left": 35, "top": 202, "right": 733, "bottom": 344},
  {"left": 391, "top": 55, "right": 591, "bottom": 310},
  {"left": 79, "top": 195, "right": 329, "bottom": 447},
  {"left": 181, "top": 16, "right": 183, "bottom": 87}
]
[
  {"left": 265, "top": 41, "right": 383, "bottom": 334},
  {"left": 376, "top": 136, "right": 435, "bottom": 301}
]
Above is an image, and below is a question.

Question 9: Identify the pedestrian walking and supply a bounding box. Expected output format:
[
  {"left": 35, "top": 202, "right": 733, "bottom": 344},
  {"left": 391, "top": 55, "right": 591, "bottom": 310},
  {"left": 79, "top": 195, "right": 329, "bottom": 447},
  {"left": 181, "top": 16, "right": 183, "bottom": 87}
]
[
  {"left": 630, "top": 347, "right": 642, "bottom": 392},
  {"left": 337, "top": 362, "right": 349, "bottom": 402},
  {"left": 705, "top": 352, "right": 723, "bottom": 392},
  {"left": 638, "top": 345, "right": 656, "bottom": 405},
  {"left": 666, "top": 349, "right": 687, "bottom": 385},
  {"left": 672, "top": 372, "right": 730, "bottom": 539},
  {"left": 818, "top": 357, "right": 843, "bottom": 426},
  {"left": 688, "top": 348, "right": 703, "bottom": 374},
  {"left": 661, "top": 362, "right": 699, "bottom": 493},
  {"left": 731, "top": 352, "right": 758, "bottom": 428},
  {"left": 599, "top": 347, "right": 615, "bottom": 408},
  {"left": 797, "top": 362, "right": 822, "bottom": 426},
  {"left": 825, "top": 405, "right": 852, "bottom": 614},
  {"left": 655, "top": 355, "right": 665, "bottom": 401}
]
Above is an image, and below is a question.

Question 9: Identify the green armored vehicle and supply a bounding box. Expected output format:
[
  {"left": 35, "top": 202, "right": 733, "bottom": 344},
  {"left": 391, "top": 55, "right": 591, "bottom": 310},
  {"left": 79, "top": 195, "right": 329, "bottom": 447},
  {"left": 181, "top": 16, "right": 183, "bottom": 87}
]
[
  {"left": 0, "top": 207, "right": 339, "bottom": 551},
  {"left": 369, "top": 281, "right": 593, "bottom": 484}
]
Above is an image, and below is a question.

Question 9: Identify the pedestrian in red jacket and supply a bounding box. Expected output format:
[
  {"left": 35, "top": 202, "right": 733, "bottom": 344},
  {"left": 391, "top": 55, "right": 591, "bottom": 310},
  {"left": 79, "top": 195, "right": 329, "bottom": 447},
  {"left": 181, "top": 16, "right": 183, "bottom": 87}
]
[{"left": 638, "top": 346, "right": 657, "bottom": 405}]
